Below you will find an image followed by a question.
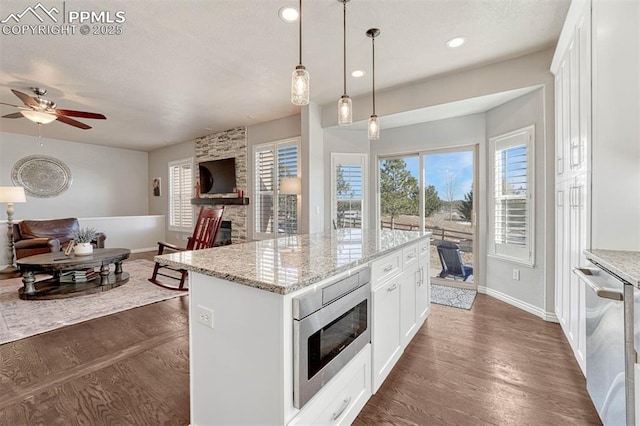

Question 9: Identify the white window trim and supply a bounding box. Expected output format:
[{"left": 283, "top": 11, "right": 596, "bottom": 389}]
[
  {"left": 252, "top": 137, "right": 301, "bottom": 240},
  {"left": 168, "top": 157, "right": 194, "bottom": 232},
  {"left": 331, "top": 153, "right": 368, "bottom": 230},
  {"left": 488, "top": 125, "right": 535, "bottom": 267}
]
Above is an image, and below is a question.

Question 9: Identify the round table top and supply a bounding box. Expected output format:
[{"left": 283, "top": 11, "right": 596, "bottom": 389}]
[{"left": 17, "top": 248, "right": 131, "bottom": 269}]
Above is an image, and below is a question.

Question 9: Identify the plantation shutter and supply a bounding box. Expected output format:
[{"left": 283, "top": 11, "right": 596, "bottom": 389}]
[
  {"left": 169, "top": 158, "right": 193, "bottom": 230},
  {"left": 278, "top": 144, "right": 299, "bottom": 234},
  {"left": 253, "top": 139, "right": 300, "bottom": 239},
  {"left": 491, "top": 126, "right": 534, "bottom": 265},
  {"left": 255, "top": 147, "right": 275, "bottom": 234},
  {"left": 331, "top": 153, "right": 366, "bottom": 229},
  {"left": 495, "top": 144, "right": 527, "bottom": 245}
]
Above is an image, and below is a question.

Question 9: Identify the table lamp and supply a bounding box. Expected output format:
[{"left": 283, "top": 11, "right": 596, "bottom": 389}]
[{"left": 0, "top": 186, "right": 26, "bottom": 279}]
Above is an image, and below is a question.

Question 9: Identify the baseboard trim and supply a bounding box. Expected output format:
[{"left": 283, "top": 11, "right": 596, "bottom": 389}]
[
  {"left": 130, "top": 247, "right": 157, "bottom": 254},
  {"left": 477, "top": 286, "right": 553, "bottom": 321}
]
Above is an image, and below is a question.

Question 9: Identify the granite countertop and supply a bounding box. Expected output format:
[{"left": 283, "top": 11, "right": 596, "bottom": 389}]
[
  {"left": 584, "top": 249, "right": 640, "bottom": 287},
  {"left": 156, "top": 228, "right": 431, "bottom": 295}
]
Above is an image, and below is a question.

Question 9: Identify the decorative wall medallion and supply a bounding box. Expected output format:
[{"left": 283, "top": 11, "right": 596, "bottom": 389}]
[{"left": 11, "top": 155, "right": 72, "bottom": 198}]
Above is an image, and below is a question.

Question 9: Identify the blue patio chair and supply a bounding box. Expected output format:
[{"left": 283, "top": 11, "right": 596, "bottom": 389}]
[{"left": 437, "top": 240, "right": 473, "bottom": 281}]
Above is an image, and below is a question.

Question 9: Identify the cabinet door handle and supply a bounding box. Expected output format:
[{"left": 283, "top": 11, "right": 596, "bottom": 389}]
[
  {"left": 416, "top": 269, "right": 422, "bottom": 286},
  {"left": 383, "top": 264, "right": 394, "bottom": 272},
  {"left": 330, "top": 397, "right": 352, "bottom": 421},
  {"left": 421, "top": 266, "right": 425, "bottom": 286},
  {"left": 387, "top": 283, "right": 399, "bottom": 292},
  {"left": 407, "top": 253, "right": 416, "bottom": 260}
]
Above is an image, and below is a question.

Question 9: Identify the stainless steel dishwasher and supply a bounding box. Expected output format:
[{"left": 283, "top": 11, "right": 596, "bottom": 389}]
[{"left": 575, "top": 265, "right": 634, "bottom": 426}]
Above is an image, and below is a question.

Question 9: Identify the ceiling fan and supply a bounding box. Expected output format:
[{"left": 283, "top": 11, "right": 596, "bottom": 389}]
[{"left": 0, "top": 87, "right": 106, "bottom": 129}]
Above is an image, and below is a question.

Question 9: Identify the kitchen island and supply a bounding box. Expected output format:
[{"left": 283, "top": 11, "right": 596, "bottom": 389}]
[{"left": 157, "top": 228, "right": 431, "bottom": 425}]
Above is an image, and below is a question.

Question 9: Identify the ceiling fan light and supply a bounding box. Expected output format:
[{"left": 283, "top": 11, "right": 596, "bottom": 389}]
[
  {"left": 20, "top": 110, "right": 56, "bottom": 124},
  {"left": 338, "top": 95, "right": 352, "bottom": 126},
  {"left": 368, "top": 115, "right": 380, "bottom": 140},
  {"left": 291, "top": 65, "right": 310, "bottom": 105}
]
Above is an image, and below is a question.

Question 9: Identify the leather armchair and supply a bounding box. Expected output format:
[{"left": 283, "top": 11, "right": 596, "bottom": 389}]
[{"left": 13, "top": 218, "right": 106, "bottom": 260}]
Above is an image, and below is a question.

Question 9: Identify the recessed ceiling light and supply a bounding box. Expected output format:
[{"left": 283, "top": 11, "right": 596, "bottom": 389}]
[
  {"left": 279, "top": 6, "right": 299, "bottom": 23},
  {"left": 446, "top": 36, "right": 466, "bottom": 48},
  {"left": 351, "top": 70, "right": 365, "bottom": 78}
]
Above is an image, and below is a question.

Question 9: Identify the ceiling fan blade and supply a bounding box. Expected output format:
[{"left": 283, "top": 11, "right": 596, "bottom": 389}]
[
  {"left": 55, "top": 109, "right": 106, "bottom": 120},
  {"left": 2, "top": 112, "right": 24, "bottom": 119},
  {"left": 0, "top": 101, "right": 21, "bottom": 108},
  {"left": 11, "top": 89, "right": 40, "bottom": 108},
  {"left": 56, "top": 115, "right": 91, "bottom": 129}
]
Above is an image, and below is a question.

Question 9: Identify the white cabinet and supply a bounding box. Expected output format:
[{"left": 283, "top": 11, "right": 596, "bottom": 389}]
[
  {"left": 371, "top": 241, "right": 431, "bottom": 393},
  {"left": 371, "top": 273, "right": 402, "bottom": 393},
  {"left": 554, "top": 0, "right": 591, "bottom": 183},
  {"left": 417, "top": 239, "right": 431, "bottom": 324},
  {"left": 552, "top": 0, "right": 592, "bottom": 376},
  {"left": 555, "top": 175, "right": 589, "bottom": 374},
  {"left": 400, "top": 245, "right": 419, "bottom": 347},
  {"left": 289, "top": 345, "right": 371, "bottom": 426}
]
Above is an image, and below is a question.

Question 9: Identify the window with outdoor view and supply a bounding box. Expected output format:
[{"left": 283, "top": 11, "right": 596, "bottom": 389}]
[
  {"left": 490, "top": 125, "right": 535, "bottom": 265},
  {"left": 332, "top": 153, "right": 366, "bottom": 229},
  {"left": 168, "top": 158, "right": 193, "bottom": 231},
  {"left": 254, "top": 138, "right": 300, "bottom": 239}
]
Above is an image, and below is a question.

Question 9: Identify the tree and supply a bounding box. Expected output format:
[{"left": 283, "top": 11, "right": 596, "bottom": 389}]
[
  {"left": 424, "top": 185, "right": 442, "bottom": 218},
  {"left": 444, "top": 170, "right": 457, "bottom": 220},
  {"left": 458, "top": 188, "right": 473, "bottom": 221},
  {"left": 380, "top": 159, "right": 419, "bottom": 228}
]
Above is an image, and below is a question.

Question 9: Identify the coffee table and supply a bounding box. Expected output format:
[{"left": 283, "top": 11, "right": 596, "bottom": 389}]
[{"left": 16, "top": 248, "right": 131, "bottom": 300}]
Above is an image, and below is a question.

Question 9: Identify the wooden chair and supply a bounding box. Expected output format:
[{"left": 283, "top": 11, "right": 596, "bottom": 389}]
[
  {"left": 149, "top": 206, "right": 225, "bottom": 290},
  {"left": 436, "top": 240, "right": 473, "bottom": 281}
]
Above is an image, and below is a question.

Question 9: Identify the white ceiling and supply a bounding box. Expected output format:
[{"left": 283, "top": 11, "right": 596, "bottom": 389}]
[{"left": 0, "top": 0, "right": 569, "bottom": 151}]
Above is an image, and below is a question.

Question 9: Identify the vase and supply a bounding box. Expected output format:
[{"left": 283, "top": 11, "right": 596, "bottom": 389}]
[{"left": 74, "top": 242, "right": 93, "bottom": 256}]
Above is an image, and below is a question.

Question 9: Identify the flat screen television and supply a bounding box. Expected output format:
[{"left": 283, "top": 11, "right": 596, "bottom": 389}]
[{"left": 198, "top": 158, "right": 237, "bottom": 195}]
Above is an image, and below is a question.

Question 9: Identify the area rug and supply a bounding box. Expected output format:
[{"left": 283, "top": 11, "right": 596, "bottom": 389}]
[
  {"left": 431, "top": 284, "right": 476, "bottom": 310},
  {"left": 0, "top": 259, "right": 187, "bottom": 345}
]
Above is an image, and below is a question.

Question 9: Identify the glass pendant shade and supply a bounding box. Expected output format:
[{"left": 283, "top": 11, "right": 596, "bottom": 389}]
[
  {"left": 368, "top": 115, "right": 380, "bottom": 140},
  {"left": 291, "top": 65, "right": 310, "bottom": 106},
  {"left": 338, "top": 95, "right": 352, "bottom": 126},
  {"left": 21, "top": 110, "right": 56, "bottom": 124}
]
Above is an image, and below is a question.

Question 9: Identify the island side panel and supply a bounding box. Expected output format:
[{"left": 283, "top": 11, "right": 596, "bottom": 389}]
[{"left": 189, "top": 272, "right": 296, "bottom": 425}]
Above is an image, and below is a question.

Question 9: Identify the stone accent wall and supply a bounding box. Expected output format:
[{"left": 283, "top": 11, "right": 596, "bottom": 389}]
[{"left": 194, "top": 127, "right": 248, "bottom": 243}]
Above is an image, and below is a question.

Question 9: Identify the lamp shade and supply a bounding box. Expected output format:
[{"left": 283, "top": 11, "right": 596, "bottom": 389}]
[
  {"left": 280, "top": 177, "right": 301, "bottom": 195},
  {"left": 20, "top": 110, "right": 57, "bottom": 124},
  {"left": 0, "top": 186, "right": 26, "bottom": 203}
]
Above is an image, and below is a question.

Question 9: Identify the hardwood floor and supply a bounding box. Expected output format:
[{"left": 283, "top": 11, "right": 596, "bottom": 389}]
[
  {"left": 355, "top": 294, "right": 601, "bottom": 425},
  {"left": 1, "top": 256, "right": 600, "bottom": 425}
]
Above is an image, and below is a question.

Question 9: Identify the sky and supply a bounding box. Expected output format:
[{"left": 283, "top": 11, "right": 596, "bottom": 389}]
[{"left": 403, "top": 151, "right": 473, "bottom": 201}]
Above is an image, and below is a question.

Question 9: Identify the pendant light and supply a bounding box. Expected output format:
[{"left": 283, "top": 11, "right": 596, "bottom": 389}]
[
  {"left": 291, "top": 0, "right": 309, "bottom": 105},
  {"left": 337, "top": 0, "right": 352, "bottom": 126},
  {"left": 366, "top": 28, "right": 380, "bottom": 140}
]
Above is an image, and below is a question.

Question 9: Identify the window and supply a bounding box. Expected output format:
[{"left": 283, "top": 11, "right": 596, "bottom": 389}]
[
  {"left": 254, "top": 138, "right": 300, "bottom": 239},
  {"left": 331, "top": 153, "right": 366, "bottom": 229},
  {"left": 490, "top": 126, "right": 534, "bottom": 265},
  {"left": 168, "top": 158, "right": 193, "bottom": 231}
]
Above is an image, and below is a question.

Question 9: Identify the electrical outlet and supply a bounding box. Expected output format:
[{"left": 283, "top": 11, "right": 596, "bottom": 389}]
[
  {"left": 197, "top": 305, "right": 214, "bottom": 328},
  {"left": 512, "top": 269, "right": 520, "bottom": 281}
]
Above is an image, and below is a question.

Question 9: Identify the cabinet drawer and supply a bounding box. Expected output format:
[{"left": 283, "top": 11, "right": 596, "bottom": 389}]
[
  {"left": 371, "top": 252, "right": 402, "bottom": 288},
  {"left": 418, "top": 238, "right": 431, "bottom": 258},
  {"left": 403, "top": 244, "right": 418, "bottom": 267},
  {"left": 289, "top": 345, "right": 371, "bottom": 426}
]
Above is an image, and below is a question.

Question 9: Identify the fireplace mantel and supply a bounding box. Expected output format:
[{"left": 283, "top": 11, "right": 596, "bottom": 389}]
[{"left": 191, "top": 197, "right": 249, "bottom": 206}]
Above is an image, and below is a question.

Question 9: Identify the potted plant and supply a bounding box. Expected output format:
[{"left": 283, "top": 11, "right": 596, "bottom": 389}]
[{"left": 71, "top": 227, "right": 98, "bottom": 255}]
